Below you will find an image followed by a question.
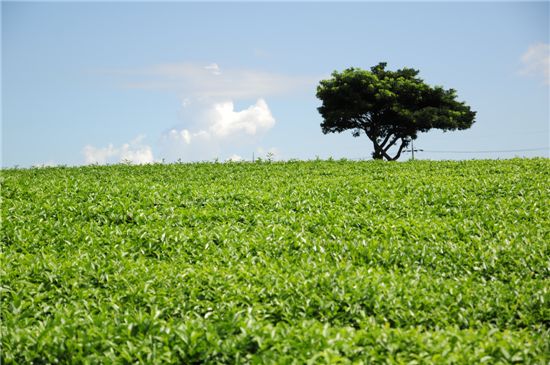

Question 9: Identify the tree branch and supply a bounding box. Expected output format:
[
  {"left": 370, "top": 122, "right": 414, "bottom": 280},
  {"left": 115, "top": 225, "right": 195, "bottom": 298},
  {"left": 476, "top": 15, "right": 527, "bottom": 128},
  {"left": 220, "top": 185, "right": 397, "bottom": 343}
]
[
  {"left": 375, "top": 140, "right": 393, "bottom": 160},
  {"left": 381, "top": 150, "right": 393, "bottom": 160},
  {"left": 383, "top": 136, "right": 399, "bottom": 152},
  {"left": 389, "top": 139, "right": 408, "bottom": 161},
  {"left": 378, "top": 133, "right": 393, "bottom": 149}
]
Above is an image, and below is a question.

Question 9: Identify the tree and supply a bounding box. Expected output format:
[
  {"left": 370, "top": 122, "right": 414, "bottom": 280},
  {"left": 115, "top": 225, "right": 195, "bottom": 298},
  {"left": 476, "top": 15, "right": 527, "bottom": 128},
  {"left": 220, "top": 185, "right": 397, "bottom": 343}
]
[{"left": 316, "top": 63, "right": 476, "bottom": 160}]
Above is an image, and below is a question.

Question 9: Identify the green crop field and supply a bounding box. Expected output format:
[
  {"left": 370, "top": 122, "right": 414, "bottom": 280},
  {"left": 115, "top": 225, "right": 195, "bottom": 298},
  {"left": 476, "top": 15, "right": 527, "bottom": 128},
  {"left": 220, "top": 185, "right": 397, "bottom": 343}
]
[{"left": 1, "top": 158, "right": 549, "bottom": 364}]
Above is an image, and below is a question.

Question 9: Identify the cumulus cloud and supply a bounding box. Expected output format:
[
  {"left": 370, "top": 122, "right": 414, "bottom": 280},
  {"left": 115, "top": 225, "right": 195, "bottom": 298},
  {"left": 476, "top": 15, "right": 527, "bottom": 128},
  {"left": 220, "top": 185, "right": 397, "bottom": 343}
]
[
  {"left": 161, "top": 99, "right": 276, "bottom": 161},
  {"left": 83, "top": 136, "right": 154, "bottom": 165},
  {"left": 83, "top": 144, "right": 117, "bottom": 165},
  {"left": 520, "top": 43, "right": 550, "bottom": 84},
  {"left": 209, "top": 99, "right": 275, "bottom": 138},
  {"left": 166, "top": 99, "right": 274, "bottom": 142},
  {"left": 102, "top": 62, "right": 307, "bottom": 163}
]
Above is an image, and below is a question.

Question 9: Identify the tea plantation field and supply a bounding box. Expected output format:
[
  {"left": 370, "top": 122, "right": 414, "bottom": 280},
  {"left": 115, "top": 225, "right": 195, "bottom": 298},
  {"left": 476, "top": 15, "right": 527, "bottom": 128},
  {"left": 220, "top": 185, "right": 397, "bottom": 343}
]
[{"left": 1, "top": 158, "right": 549, "bottom": 364}]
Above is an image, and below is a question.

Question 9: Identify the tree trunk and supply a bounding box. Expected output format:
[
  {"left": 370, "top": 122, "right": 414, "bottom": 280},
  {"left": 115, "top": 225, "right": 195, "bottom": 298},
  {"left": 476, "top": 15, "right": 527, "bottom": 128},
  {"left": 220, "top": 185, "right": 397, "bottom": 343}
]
[
  {"left": 370, "top": 136, "right": 407, "bottom": 161},
  {"left": 372, "top": 147, "right": 384, "bottom": 160}
]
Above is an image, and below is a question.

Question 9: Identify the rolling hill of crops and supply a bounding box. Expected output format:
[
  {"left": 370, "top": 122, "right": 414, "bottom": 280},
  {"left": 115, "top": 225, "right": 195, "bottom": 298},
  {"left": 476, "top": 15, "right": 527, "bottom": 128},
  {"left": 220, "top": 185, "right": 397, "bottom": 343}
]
[{"left": 1, "top": 158, "right": 549, "bottom": 364}]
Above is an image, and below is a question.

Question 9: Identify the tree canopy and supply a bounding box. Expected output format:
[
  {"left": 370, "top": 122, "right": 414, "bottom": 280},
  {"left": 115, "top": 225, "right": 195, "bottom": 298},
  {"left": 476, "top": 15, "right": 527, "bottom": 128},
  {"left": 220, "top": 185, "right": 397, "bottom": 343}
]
[{"left": 316, "top": 63, "right": 476, "bottom": 160}]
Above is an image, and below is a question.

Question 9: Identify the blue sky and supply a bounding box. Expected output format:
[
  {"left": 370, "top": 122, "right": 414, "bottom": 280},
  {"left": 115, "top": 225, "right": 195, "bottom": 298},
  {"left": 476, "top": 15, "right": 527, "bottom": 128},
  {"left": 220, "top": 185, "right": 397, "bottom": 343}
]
[{"left": 2, "top": 1, "right": 549, "bottom": 167}]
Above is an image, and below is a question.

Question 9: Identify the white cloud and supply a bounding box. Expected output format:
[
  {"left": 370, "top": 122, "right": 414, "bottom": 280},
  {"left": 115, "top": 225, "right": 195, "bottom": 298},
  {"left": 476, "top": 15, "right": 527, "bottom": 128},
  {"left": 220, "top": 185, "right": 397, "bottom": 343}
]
[
  {"left": 119, "top": 143, "right": 155, "bottom": 164},
  {"left": 102, "top": 62, "right": 306, "bottom": 163},
  {"left": 161, "top": 99, "right": 276, "bottom": 162},
  {"left": 181, "top": 98, "right": 191, "bottom": 108},
  {"left": 209, "top": 99, "right": 275, "bottom": 138},
  {"left": 83, "top": 144, "right": 118, "bottom": 165},
  {"left": 520, "top": 43, "right": 550, "bottom": 84},
  {"left": 226, "top": 154, "right": 243, "bottom": 162},
  {"left": 83, "top": 136, "right": 154, "bottom": 165},
  {"left": 204, "top": 63, "right": 221, "bottom": 76},
  {"left": 120, "top": 62, "right": 318, "bottom": 101},
  {"left": 166, "top": 99, "right": 275, "bottom": 142}
]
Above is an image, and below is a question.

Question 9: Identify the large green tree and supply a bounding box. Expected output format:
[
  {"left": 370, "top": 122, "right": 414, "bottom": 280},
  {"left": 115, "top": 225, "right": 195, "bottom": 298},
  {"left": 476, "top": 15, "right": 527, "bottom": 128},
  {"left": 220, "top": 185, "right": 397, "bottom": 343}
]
[{"left": 316, "top": 63, "right": 476, "bottom": 160}]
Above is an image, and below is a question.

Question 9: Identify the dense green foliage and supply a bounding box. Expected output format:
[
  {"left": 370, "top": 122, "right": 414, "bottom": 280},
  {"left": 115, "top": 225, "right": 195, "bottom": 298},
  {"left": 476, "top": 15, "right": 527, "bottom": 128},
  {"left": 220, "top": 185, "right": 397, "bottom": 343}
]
[
  {"left": 1, "top": 159, "right": 549, "bottom": 364},
  {"left": 317, "top": 63, "right": 476, "bottom": 160}
]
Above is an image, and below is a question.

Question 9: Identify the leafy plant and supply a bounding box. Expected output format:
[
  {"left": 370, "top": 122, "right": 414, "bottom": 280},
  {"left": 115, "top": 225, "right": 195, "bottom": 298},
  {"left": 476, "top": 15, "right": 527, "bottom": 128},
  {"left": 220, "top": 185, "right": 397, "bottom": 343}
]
[{"left": 1, "top": 159, "right": 548, "bottom": 364}]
